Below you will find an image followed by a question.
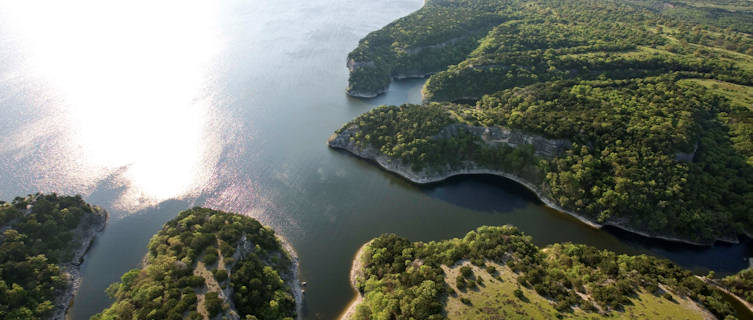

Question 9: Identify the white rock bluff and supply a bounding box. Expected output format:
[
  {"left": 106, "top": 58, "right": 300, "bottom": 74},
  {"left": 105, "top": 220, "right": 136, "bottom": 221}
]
[{"left": 328, "top": 123, "right": 733, "bottom": 246}]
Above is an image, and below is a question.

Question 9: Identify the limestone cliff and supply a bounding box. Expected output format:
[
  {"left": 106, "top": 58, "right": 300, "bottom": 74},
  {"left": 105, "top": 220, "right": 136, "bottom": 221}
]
[{"left": 329, "top": 124, "right": 732, "bottom": 246}]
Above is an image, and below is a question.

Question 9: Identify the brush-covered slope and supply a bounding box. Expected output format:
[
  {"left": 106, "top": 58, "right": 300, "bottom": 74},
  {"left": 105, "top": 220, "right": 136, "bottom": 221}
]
[
  {"left": 92, "top": 208, "right": 298, "bottom": 320},
  {"left": 345, "top": 226, "right": 744, "bottom": 320},
  {"left": 0, "top": 194, "right": 107, "bottom": 320},
  {"left": 335, "top": 0, "right": 753, "bottom": 244}
]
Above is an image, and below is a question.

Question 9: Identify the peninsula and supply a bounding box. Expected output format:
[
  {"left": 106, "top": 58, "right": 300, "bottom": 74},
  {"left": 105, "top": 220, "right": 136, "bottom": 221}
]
[
  {"left": 341, "top": 226, "right": 750, "bottom": 320},
  {"left": 91, "top": 207, "right": 300, "bottom": 320},
  {"left": 336, "top": 0, "right": 753, "bottom": 245},
  {"left": 0, "top": 193, "right": 108, "bottom": 320}
]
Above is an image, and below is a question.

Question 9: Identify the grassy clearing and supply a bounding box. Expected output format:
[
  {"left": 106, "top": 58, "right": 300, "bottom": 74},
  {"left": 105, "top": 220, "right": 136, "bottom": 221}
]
[
  {"left": 559, "top": 46, "right": 675, "bottom": 60},
  {"left": 678, "top": 1, "right": 753, "bottom": 12},
  {"left": 447, "top": 109, "right": 474, "bottom": 125},
  {"left": 443, "top": 261, "right": 712, "bottom": 320},
  {"left": 682, "top": 78, "right": 753, "bottom": 109}
]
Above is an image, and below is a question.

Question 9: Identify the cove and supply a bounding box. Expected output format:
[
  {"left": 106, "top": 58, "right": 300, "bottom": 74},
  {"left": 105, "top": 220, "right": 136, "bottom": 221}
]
[{"left": 0, "top": 1, "right": 750, "bottom": 319}]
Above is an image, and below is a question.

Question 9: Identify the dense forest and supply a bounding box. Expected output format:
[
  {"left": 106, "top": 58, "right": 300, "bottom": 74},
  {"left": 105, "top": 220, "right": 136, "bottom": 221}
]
[
  {"left": 92, "top": 208, "right": 297, "bottom": 320},
  {"left": 349, "top": 226, "right": 745, "bottom": 320},
  {"left": 346, "top": 0, "right": 506, "bottom": 96},
  {"left": 337, "top": 0, "right": 753, "bottom": 243},
  {"left": 347, "top": 0, "right": 753, "bottom": 97},
  {"left": 0, "top": 194, "right": 106, "bottom": 320}
]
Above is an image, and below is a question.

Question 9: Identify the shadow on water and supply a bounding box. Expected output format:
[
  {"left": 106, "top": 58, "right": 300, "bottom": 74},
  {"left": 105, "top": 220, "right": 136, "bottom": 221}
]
[
  {"left": 603, "top": 226, "right": 753, "bottom": 275},
  {"left": 69, "top": 199, "right": 193, "bottom": 319},
  {"left": 422, "top": 174, "right": 753, "bottom": 276},
  {"left": 349, "top": 78, "right": 427, "bottom": 107},
  {"left": 420, "top": 174, "right": 535, "bottom": 213}
]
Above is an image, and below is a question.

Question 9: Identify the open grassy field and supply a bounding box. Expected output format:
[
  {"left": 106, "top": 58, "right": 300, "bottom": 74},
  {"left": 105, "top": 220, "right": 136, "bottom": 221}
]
[
  {"left": 443, "top": 261, "right": 714, "bottom": 320},
  {"left": 682, "top": 78, "right": 753, "bottom": 109}
]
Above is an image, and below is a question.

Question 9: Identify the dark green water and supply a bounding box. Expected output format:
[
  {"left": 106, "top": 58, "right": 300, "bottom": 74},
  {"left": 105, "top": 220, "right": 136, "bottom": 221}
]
[{"left": 0, "top": 1, "right": 750, "bottom": 319}]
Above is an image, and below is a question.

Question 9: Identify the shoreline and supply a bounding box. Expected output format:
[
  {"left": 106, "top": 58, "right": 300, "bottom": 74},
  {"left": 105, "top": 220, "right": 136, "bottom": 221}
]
[
  {"left": 346, "top": 74, "right": 429, "bottom": 99},
  {"left": 346, "top": 87, "right": 387, "bottom": 99},
  {"left": 337, "top": 240, "right": 372, "bottom": 320},
  {"left": 328, "top": 133, "right": 734, "bottom": 247},
  {"left": 699, "top": 276, "right": 753, "bottom": 316},
  {"left": 130, "top": 228, "right": 302, "bottom": 320},
  {"left": 57, "top": 207, "right": 109, "bottom": 320},
  {"left": 276, "top": 234, "right": 304, "bottom": 320}
]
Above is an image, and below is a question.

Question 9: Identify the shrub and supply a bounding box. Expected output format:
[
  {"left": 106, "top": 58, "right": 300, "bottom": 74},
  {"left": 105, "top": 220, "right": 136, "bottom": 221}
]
[
  {"left": 205, "top": 292, "right": 224, "bottom": 317},
  {"left": 214, "top": 269, "right": 229, "bottom": 282},
  {"left": 514, "top": 288, "right": 525, "bottom": 300},
  {"left": 202, "top": 252, "right": 218, "bottom": 265},
  {"left": 460, "top": 266, "right": 473, "bottom": 279},
  {"left": 456, "top": 275, "right": 467, "bottom": 290},
  {"left": 485, "top": 265, "right": 496, "bottom": 275}
]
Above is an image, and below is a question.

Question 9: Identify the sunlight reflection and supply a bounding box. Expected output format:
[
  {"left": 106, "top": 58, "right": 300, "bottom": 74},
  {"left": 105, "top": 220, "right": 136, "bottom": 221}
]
[{"left": 1, "top": 0, "right": 223, "bottom": 208}]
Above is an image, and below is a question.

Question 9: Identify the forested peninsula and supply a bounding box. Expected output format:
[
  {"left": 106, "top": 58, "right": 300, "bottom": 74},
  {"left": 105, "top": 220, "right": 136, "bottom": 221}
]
[
  {"left": 92, "top": 207, "right": 300, "bottom": 320},
  {"left": 342, "top": 226, "right": 752, "bottom": 320},
  {"left": 336, "top": 0, "right": 753, "bottom": 244},
  {"left": 0, "top": 194, "right": 107, "bottom": 320}
]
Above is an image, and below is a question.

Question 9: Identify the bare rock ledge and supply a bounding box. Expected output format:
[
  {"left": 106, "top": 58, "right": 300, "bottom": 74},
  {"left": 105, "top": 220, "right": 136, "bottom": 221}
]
[{"left": 328, "top": 125, "right": 739, "bottom": 246}]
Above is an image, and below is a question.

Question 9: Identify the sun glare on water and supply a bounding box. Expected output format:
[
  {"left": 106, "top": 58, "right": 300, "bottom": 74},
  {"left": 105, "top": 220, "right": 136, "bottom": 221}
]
[{"left": 1, "top": 1, "right": 224, "bottom": 209}]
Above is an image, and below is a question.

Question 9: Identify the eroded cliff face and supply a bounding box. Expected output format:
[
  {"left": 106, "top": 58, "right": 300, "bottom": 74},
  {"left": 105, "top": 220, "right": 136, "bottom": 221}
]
[
  {"left": 328, "top": 123, "right": 569, "bottom": 184},
  {"left": 331, "top": 123, "right": 570, "bottom": 160},
  {"left": 329, "top": 123, "right": 735, "bottom": 246},
  {"left": 346, "top": 87, "right": 388, "bottom": 99},
  {"left": 675, "top": 142, "right": 699, "bottom": 162},
  {"left": 328, "top": 124, "right": 605, "bottom": 233},
  {"left": 347, "top": 59, "right": 375, "bottom": 72},
  {"left": 436, "top": 123, "right": 570, "bottom": 159}
]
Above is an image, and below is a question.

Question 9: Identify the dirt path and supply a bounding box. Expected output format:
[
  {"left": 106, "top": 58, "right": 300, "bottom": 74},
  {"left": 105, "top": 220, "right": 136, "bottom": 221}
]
[
  {"left": 193, "top": 242, "right": 240, "bottom": 320},
  {"left": 195, "top": 289, "right": 208, "bottom": 320},
  {"left": 193, "top": 262, "right": 211, "bottom": 320},
  {"left": 193, "top": 235, "right": 300, "bottom": 320}
]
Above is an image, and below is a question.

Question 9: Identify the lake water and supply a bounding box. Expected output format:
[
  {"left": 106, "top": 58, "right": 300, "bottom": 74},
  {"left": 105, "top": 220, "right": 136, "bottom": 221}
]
[{"left": 0, "top": 0, "right": 751, "bottom": 319}]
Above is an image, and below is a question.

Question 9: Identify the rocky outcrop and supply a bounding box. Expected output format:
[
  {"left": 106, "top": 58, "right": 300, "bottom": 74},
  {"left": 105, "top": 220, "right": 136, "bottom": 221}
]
[
  {"left": 329, "top": 125, "right": 597, "bottom": 228},
  {"left": 346, "top": 58, "right": 388, "bottom": 98},
  {"left": 329, "top": 125, "right": 732, "bottom": 246},
  {"left": 675, "top": 142, "right": 698, "bottom": 162},
  {"left": 347, "top": 59, "right": 375, "bottom": 72},
  {"left": 277, "top": 236, "right": 304, "bottom": 320},
  {"left": 346, "top": 87, "right": 388, "bottom": 99},
  {"left": 226, "top": 234, "right": 303, "bottom": 320},
  {"left": 53, "top": 207, "right": 108, "bottom": 320},
  {"left": 437, "top": 123, "right": 570, "bottom": 159}
]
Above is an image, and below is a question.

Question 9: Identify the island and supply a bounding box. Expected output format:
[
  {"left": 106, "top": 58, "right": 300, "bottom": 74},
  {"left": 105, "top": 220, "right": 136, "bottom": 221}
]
[
  {"left": 91, "top": 207, "right": 301, "bottom": 320},
  {"left": 0, "top": 193, "right": 108, "bottom": 319},
  {"left": 335, "top": 0, "right": 753, "bottom": 245},
  {"left": 340, "top": 226, "right": 749, "bottom": 320}
]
